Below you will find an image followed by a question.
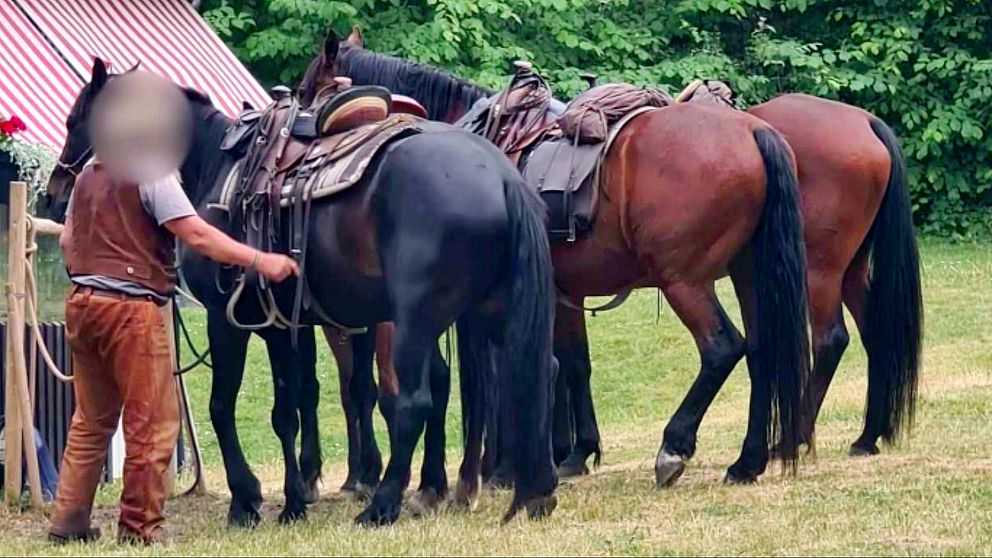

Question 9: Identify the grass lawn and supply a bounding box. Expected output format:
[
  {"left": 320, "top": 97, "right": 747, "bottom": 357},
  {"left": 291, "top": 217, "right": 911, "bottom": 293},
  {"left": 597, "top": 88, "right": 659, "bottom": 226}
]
[{"left": 2, "top": 241, "right": 990, "bottom": 555}]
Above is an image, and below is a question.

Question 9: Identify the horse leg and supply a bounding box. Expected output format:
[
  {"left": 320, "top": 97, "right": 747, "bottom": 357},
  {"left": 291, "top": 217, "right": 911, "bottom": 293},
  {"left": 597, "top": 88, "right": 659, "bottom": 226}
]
[
  {"left": 374, "top": 323, "right": 398, "bottom": 432},
  {"left": 206, "top": 313, "right": 261, "bottom": 527},
  {"left": 355, "top": 317, "right": 436, "bottom": 526},
  {"left": 556, "top": 305, "right": 601, "bottom": 478},
  {"left": 351, "top": 329, "right": 384, "bottom": 496},
  {"left": 452, "top": 315, "right": 490, "bottom": 511},
  {"left": 409, "top": 346, "right": 451, "bottom": 515},
  {"left": 551, "top": 355, "right": 574, "bottom": 466},
  {"left": 799, "top": 272, "right": 850, "bottom": 449},
  {"left": 841, "top": 251, "right": 882, "bottom": 456},
  {"left": 655, "top": 282, "right": 746, "bottom": 487},
  {"left": 297, "top": 327, "right": 323, "bottom": 504},
  {"left": 260, "top": 328, "right": 311, "bottom": 523},
  {"left": 324, "top": 326, "right": 363, "bottom": 493}
]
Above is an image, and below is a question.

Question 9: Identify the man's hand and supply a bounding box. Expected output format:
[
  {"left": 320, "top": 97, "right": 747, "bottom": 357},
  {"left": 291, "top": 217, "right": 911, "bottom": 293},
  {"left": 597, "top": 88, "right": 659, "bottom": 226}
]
[{"left": 255, "top": 252, "right": 299, "bottom": 283}]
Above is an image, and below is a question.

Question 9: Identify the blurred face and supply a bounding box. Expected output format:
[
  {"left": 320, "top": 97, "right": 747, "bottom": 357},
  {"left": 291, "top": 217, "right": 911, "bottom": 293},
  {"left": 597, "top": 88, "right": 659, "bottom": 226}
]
[
  {"left": 90, "top": 72, "right": 191, "bottom": 184},
  {"left": 44, "top": 70, "right": 192, "bottom": 221}
]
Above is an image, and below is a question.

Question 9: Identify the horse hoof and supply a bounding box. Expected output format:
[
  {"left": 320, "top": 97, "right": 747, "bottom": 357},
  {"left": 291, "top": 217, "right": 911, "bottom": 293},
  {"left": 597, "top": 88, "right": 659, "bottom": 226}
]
[
  {"left": 304, "top": 482, "right": 321, "bottom": 505},
  {"left": 339, "top": 478, "right": 358, "bottom": 494},
  {"left": 355, "top": 500, "right": 400, "bottom": 527},
  {"left": 353, "top": 482, "right": 376, "bottom": 502},
  {"left": 227, "top": 506, "right": 261, "bottom": 529},
  {"left": 557, "top": 457, "right": 590, "bottom": 479},
  {"left": 526, "top": 494, "right": 557, "bottom": 519},
  {"left": 723, "top": 469, "right": 758, "bottom": 485},
  {"left": 502, "top": 493, "right": 557, "bottom": 524},
  {"left": 654, "top": 450, "right": 686, "bottom": 488},
  {"left": 278, "top": 506, "right": 307, "bottom": 524},
  {"left": 450, "top": 480, "right": 479, "bottom": 512},
  {"left": 407, "top": 488, "right": 446, "bottom": 517},
  {"left": 849, "top": 442, "right": 880, "bottom": 457},
  {"left": 484, "top": 473, "right": 514, "bottom": 491}
]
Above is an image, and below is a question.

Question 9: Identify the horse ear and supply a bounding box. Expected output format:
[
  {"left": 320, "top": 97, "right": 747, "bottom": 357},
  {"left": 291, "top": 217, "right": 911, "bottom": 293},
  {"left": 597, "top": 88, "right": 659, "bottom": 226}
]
[
  {"left": 323, "top": 32, "right": 339, "bottom": 67},
  {"left": 91, "top": 57, "right": 109, "bottom": 89},
  {"left": 127, "top": 60, "right": 141, "bottom": 73},
  {"left": 346, "top": 26, "right": 363, "bottom": 48}
]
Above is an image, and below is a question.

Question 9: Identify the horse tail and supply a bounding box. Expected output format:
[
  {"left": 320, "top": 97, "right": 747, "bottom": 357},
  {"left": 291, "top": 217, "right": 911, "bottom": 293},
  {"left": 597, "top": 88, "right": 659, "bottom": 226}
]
[
  {"left": 499, "top": 173, "right": 557, "bottom": 516},
  {"left": 862, "top": 117, "right": 923, "bottom": 444},
  {"left": 751, "top": 127, "right": 812, "bottom": 469}
]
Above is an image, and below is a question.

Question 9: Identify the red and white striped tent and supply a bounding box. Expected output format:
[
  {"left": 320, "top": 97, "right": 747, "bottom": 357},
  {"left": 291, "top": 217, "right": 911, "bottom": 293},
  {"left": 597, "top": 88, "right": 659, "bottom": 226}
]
[{"left": 0, "top": 0, "right": 270, "bottom": 151}]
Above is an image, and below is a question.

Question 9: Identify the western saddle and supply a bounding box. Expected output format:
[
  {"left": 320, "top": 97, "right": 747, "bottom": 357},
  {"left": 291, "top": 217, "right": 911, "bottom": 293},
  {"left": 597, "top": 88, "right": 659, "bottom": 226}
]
[
  {"left": 461, "top": 63, "right": 737, "bottom": 243},
  {"left": 217, "top": 79, "right": 424, "bottom": 339}
]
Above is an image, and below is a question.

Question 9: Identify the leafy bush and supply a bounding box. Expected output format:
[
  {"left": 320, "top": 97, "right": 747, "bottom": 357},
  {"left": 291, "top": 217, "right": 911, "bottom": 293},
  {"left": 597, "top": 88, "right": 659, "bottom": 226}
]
[{"left": 202, "top": 0, "right": 992, "bottom": 238}]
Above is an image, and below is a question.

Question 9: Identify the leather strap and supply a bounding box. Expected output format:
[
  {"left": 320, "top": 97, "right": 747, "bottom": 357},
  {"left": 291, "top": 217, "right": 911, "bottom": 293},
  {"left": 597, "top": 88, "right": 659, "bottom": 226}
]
[{"left": 557, "top": 287, "right": 633, "bottom": 315}]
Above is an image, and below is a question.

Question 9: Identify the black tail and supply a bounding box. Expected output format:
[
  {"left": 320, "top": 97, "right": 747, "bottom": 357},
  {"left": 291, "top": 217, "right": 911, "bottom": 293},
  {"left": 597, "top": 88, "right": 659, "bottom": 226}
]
[
  {"left": 751, "top": 128, "right": 812, "bottom": 468},
  {"left": 499, "top": 175, "right": 557, "bottom": 518},
  {"left": 862, "top": 118, "right": 923, "bottom": 444}
]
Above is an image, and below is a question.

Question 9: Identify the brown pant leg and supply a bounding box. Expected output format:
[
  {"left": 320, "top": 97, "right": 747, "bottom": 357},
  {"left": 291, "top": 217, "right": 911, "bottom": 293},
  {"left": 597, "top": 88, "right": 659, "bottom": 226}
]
[
  {"left": 50, "top": 293, "right": 123, "bottom": 537},
  {"left": 113, "top": 300, "right": 179, "bottom": 544}
]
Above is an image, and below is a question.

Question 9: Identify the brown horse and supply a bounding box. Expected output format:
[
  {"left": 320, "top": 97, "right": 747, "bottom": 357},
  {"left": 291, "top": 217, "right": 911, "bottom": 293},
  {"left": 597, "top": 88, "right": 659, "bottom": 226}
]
[
  {"left": 314, "top": 29, "right": 922, "bottom": 479},
  {"left": 301, "top": 31, "right": 813, "bottom": 506}
]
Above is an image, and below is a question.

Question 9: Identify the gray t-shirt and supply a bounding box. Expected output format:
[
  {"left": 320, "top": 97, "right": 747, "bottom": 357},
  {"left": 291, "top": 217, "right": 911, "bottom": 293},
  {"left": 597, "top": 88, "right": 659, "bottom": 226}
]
[{"left": 67, "top": 163, "right": 197, "bottom": 301}]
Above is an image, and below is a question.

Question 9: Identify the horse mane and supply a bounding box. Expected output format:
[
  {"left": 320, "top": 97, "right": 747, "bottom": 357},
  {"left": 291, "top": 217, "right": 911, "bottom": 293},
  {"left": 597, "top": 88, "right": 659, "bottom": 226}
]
[{"left": 337, "top": 47, "right": 492, "bottom": 120}]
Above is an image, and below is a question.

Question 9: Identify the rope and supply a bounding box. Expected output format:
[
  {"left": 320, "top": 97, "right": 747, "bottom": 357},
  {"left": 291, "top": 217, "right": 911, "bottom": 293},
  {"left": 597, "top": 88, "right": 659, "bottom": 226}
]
[{"left": 22, "top": 221, "right": 74, "bottom": 383}]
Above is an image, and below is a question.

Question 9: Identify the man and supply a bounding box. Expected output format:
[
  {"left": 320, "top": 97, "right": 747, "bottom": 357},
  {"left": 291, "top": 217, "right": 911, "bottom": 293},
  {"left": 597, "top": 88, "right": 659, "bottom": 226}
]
[{"left": 47, "top": 158, "right": 297, "bottom": 545}]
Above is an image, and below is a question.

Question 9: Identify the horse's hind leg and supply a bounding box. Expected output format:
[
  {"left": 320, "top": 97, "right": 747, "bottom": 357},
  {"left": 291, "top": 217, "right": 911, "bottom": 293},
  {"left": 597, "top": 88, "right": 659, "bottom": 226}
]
[
  {"left": 325, "top": 326, "right": 362, "bottom": 493},
  {"left": 799, "top": 271, "right": 850, "bottom": 449},
  {"left": 655, "top": 282, "right": 746, "bottom": 488},
  {"left": 261, "top": 328, "right": 313, "bottom": 523},
  {"left": 556, "top": 305, "right": 601, "bottom": 478},
  {"left": 840, "top": 250, "right": 882, "bottom": 456},
  {"left": 206, "top": 312, "right": 261, "bottom": 527},
  {"left": 298, "top": 327, "right": 323, "bottom": 504},
  {"left": 409, "top": 346, "right": 451, "bottom": 515},
  {"left": 351, "top": 329, "right": 385, "bottom": 495},
  {"left": 356, "top": 315, "right": 437, "bottom": 526},
  {"left": 453, "top": 315, "right": 490, "bottom": 511}
]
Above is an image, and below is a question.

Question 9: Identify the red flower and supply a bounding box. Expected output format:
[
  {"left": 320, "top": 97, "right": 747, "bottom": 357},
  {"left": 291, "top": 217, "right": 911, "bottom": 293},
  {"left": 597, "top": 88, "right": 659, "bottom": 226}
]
[
  {"left": 8, "top": 115, "right": 25, "bottom": 131},
  {"left": 0, "top": 119, "right": 15, "bottom": 136}
]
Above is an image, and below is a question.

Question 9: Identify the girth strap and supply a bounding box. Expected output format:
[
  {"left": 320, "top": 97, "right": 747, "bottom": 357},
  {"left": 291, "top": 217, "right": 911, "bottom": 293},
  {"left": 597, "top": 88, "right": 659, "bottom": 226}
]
[{"left": 557, "top": 287, "right": 633, "bottom": 315}]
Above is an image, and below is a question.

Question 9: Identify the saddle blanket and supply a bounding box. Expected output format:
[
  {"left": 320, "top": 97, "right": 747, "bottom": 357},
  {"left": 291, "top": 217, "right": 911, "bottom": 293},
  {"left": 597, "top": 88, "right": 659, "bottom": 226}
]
[{"left": 217, "top": 114, "right": 422, "bottom": 211}]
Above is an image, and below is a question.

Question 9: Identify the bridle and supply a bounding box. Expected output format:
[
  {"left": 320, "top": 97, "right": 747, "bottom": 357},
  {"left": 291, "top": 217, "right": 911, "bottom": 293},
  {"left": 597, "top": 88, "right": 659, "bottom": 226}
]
[{"left": 54, "top": 145, "right": 93, "bottom": 177}]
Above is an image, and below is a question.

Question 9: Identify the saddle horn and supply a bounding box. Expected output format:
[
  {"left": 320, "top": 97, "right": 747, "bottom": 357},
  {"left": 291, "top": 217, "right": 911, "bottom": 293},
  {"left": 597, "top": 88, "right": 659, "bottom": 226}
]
[{"left": 579, "top": 72, "right": 598, "bottom": 89}]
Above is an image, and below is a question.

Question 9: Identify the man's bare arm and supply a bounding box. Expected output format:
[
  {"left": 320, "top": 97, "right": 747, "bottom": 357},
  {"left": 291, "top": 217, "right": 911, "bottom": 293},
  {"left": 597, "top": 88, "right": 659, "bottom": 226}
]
[{"left": 164, "top": 215, "right": 298, "bottom": 282}]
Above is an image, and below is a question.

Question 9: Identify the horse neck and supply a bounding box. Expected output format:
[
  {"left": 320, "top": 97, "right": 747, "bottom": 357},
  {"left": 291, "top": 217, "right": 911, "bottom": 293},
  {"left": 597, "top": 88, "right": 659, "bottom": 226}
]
[
  {"left": 341, "top": 48, "right": 490, "bottom": 122},
  {"left": 180, "top": 107, "right": 233, "bottom": 207}
]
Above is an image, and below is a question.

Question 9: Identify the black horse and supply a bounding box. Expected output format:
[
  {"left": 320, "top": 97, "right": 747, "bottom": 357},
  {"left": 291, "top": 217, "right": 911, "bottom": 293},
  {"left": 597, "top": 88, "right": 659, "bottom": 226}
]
[{"left": 44, "top": 60, "right": 558, "bottom": 526}]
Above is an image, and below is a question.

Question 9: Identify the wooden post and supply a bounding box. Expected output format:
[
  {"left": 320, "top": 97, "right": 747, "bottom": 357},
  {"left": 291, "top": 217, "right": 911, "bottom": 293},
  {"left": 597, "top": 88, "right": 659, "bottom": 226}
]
[
  {"left": 4, "top": 182, "right": 43, "bottom": 508},
  {"left": 4, "top": 183, "right": 24, "bottom": 505}
]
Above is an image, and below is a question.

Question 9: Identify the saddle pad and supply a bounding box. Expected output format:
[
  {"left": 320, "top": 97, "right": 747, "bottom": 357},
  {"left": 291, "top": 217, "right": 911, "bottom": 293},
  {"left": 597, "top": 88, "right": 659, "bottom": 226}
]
[
  {"left": 291, "top": 117, "right": 420, "bottom": 204},
  {"left": 217, "top": 114, "right": 422, "bottom": 211},
  {"left": 522, "top": 106, "right": 659, "bottom": 241}
]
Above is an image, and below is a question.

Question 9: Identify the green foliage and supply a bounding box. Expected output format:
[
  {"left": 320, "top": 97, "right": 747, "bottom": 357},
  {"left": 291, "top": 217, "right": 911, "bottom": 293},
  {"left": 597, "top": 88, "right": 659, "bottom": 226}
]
[
  {"left": 200, "top": 0, "right": 992, "bottom": 238},
  {"left": 2, "top": 137, "right": 56, "bottom": 210}
]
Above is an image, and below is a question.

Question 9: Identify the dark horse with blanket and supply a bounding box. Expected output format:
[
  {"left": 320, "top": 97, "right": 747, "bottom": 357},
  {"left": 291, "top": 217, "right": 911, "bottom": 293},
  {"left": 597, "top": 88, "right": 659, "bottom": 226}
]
[
  {"left": 301, "top": 31, "right": 814, "bottom": 503},
  {"left": 43, "top": 60, "right": 558, "bottom": 526},
  {"left": 311, "top": 29, "right": 921, "bottom": 480}
]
